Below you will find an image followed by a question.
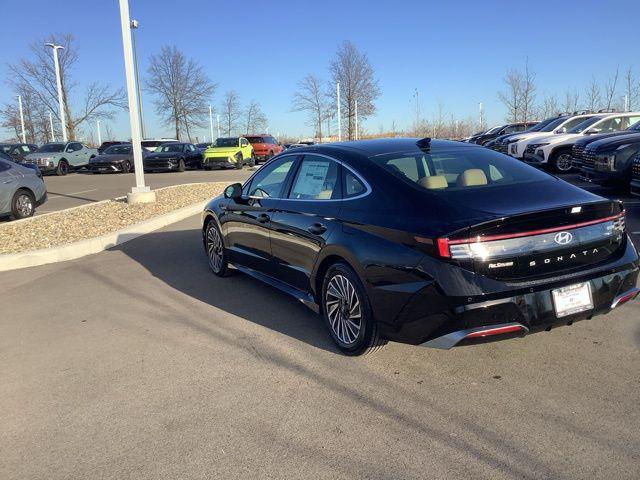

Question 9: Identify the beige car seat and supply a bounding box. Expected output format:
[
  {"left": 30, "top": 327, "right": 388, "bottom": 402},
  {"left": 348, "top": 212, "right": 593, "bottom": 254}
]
[{"left": 457, "top": 169, "right": 488, "bottom": 187}]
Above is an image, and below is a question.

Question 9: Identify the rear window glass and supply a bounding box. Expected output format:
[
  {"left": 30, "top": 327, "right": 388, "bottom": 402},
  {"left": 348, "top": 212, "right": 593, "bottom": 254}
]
[
  {"left": 371, "top": 147, "right": 550, "bottom": 192},
  {"left": 215, "top": 138, "right": 239, "bottom": 147},
  {"left": 104, "top": 145, "right": 131, "bottom": 154}
]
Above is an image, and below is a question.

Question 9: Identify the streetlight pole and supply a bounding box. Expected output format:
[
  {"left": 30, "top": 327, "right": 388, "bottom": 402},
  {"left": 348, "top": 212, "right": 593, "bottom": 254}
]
[
  {"left": 336, "top": 82, "right": 341, "bottom": 141},
  {"left": 96, "top": 119, "right": 101, "bottom": 146},
  {"left": 209, "top": 105, "right": 214, "bottom": 144},
  {"left": 216, "top": 114, "right": 220, "bottom": 138},
  {"left": 45, "top": 43, "right": 67, "bottom": 142},
  {"left": 119, "top": 0, "right": 155, "bottom": 204},
  {"left": 49, "top": 111, "right": 55, "bottom": 141},
  {"left": 17, "top": 95, "right": 26, "bottom": 143},
  {"left": 130, "top": 19, "right": 146, "bottom": 139},
  {"left": 354, "top": 99, "right": 358, "bottom": 141}
]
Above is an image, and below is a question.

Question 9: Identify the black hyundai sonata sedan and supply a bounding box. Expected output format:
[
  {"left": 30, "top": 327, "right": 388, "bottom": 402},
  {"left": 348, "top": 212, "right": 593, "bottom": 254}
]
[{"left": 201, "top": 138, "right": 639, "bottom": 355}]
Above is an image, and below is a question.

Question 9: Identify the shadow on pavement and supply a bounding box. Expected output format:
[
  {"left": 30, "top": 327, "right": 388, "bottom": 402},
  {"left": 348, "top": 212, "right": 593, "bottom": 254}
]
[{"left": 113, "top": 225, "right": 337, "bottom": 353}]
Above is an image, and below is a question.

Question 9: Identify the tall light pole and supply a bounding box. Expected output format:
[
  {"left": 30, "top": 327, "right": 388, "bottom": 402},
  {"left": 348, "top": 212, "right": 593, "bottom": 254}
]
[
  {"left": 478, "top": 102, "right": 484, "bottom": 131},
  {"left": 119, "top": 0, "right": 155, "bottom": 204},
  {"left": 336, "top": 82, "right": 341, "bottom": 141},
  {"left": 354, "top": 99, "right": 359, "bottom": 140},
  {"left": 216, "top": 114, "right": 220, "bottom": 138},
  {"left": 45, "top": 43, "right": 67, "bottom": 142},
  {"left": 49, "top": 111, "right": 55, "bottom": 141},
  {"left": 209, "top": 105, "right": 214, "bottom": 144},
  {"left": 130, "top": 19, "right": 146, "bottom": 139},
  {"left": 96, "top": 119, "right": 102, "bottom": 145},
  {"left": 17, "top": 95, "right": 26, "bottom": 143}
]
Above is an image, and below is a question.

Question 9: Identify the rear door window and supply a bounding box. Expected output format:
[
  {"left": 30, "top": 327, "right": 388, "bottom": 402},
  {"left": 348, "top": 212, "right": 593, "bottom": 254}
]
[{"left": 289, "top": 155, "right": 340, "bottom": 200}]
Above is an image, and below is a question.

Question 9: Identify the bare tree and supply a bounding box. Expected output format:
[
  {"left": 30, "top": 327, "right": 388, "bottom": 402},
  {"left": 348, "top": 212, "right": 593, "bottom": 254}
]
[
  {"left": 291, "top": 74, "right": 328, "bottom": 141},
  {"left": 329, "top": 41, "right": 381, "bottom": 140},
  {"left": 497, "top": 60, "right": 536, "bottom": 123},
  {"left": 146, "top": 45, "right": 216, "bottom": 141},
  {"left": 585, "top": 77, "right": 602, "bottom": 112},
  {"left": 243, "top": 100, "right": 267, "bottom": 134},
  {"left": 603, "top": 66, "right": 619, "bottom": 110},
  {"left": 623, "top": 66, "right": 639, "bottom": 111},
  {"left": 563, "top": 87, "right": 580, "bottom": 113},
  {"left": 220, "top": 91, "right": 241, "bottom": 136},
  {"left": 539, "top": 94, "right": 561, "bottom": 118},
  {"left": 4, "top": 34, "right": 126, "bottom": 141}
]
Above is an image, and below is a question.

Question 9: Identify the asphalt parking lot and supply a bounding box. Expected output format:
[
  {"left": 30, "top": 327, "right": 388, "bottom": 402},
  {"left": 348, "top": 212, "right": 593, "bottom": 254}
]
[
  {"left": 1, "top": 172, "right": 639, "bottom": 479},
  {"left": 35, "top": 168, "right": 253, "bottom": 215}
]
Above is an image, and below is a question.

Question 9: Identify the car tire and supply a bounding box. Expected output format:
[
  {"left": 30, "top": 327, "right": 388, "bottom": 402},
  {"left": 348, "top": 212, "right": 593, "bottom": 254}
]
[
  {"left": 248, "top": 154, "right": 256, "bottom": 167},
  {"left": 56, "top": 160, "right": 69, "bottom": 176},
  {"left": 122, "top": 160, "right": 131, "bottom": 173},
  {"left": 204, "top": 219, "right": 230, "bottom": 277},
  {"left": 551, "top": 149, "right": 573, "bottom": 173},
  {"left": 321, "top": 262, "right": 385, "bottom": 355},
  {"left": 235, "top": 153, "right": 243, "bottom": 169},
  {"left": 178, "top": 159, "right": 186, "bottom": 172},
  {"left": 11, "top": 189, "right": 36, "bottom": 220}
]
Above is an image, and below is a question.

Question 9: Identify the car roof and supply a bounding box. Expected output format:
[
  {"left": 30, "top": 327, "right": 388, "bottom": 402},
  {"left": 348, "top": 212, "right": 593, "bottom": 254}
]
[{"left": 295, "top": 138, "right": 478, "bottom": 157}]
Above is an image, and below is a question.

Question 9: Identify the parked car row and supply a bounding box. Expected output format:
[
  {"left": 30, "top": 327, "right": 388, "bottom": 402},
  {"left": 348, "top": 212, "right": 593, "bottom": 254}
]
[{"left": 478, "top": 111, "right": 640, "bottom": 195}]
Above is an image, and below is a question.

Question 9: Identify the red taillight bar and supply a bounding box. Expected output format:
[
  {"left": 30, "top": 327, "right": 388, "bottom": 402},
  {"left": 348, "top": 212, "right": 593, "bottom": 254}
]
[
  {"left": 465, "top": 324, "right": 526, "bottom": 339},
  {"left": 436, "top": 212, "right": 624, "bottom": 258}
]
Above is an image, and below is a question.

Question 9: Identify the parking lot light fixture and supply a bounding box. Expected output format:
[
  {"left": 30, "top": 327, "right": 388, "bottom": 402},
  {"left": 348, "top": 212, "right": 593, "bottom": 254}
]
[
  {"left": 336, "top": 82, "right": 341, "bottom": 141},
  {"left": 17, "top": 95, "right": 26, "bottom": 143},
  {"left": 45, "top": 43, "right": 67, "bottom": 142},
  {"left": 49, "top": 111, "right": 55, "bottom": 141},
  {"left": 119, "top": 0, "right": 155, "bottom": 204},
  {"left": 209, "top": 105, "right": 214, "bottom": 144}
]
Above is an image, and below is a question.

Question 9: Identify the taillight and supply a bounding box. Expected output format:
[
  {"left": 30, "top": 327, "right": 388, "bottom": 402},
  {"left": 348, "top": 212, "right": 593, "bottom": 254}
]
[{"left": 436, "top": 212, "right": 624, "bottom": 261}]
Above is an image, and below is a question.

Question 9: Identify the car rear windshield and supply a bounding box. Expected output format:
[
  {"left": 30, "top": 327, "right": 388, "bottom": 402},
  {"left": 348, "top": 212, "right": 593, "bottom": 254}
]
[
  {"left": 37, "top": 144, "right": 65, "bottom": 153},
  {"left": 215, "top": 138, "right": 239, "bottom": 147},
  {"left": 104, "top": 145, "right": 131, "bottom": 154},
  {"left": 141, "top": 141, "right": 164, "bottom": 148},
  {"left": 371, "top": 147, "right": 550, "bottom": 192}
]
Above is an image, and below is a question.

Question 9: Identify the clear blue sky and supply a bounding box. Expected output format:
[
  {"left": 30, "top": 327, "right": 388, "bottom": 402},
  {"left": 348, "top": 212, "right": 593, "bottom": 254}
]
[{"left": 1, "top": 0, "right": 638, "bottom": 141}]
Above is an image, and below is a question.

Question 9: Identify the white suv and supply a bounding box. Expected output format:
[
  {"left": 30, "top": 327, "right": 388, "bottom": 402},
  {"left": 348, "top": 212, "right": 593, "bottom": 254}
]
[
  {"left": 508, "top": 114, "right": 597, "bottom": 159},
  {"left": 523, "top": 112, "right": 640, "bottom": 172}
]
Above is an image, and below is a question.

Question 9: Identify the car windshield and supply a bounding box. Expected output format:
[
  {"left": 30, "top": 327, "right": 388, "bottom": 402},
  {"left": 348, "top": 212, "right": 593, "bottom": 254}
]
[
  {"left": 629, "top": 120, "right": 640, "bottom": 131},
  {"left": 567, "top": 117, "right": 602, "bottom": 133},
  {"left": 141, "top": 140, "right": 164, "bottom": 148},
  {"left": 484, "top": 126, "right": 502, "bottom": 135},
  {"left": 215, "top": 138, "right": 239, "bottom": 147},
  {"left": 37, "top": 143, "right": 65, "bottom": 153},
  {"left": 527, "top": 117, "right": 557, "bottom": 132},
  {"left": 371, "top": 146, "right": 550, "bottom": 192},
  {"left": 196, "top": 143, "right": 210, "bottom": 148},
  {"left": 245, "top": 137, "right": 265, "bottom": 144},
  {"left": 0, "top": 145, "right": 12, "bottom": 153},
  {"left": 104, "top": 145, "right": 131, "bottom": 154},
  {"left": 155, "top": 144, "right": 183, "bottom": 153},
  {"left": 538, "top": 117, "right": 568, "bottom": 132}
]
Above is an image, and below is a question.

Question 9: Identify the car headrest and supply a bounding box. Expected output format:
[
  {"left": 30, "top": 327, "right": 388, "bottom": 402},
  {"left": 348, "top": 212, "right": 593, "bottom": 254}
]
[
  {"left": 419, "top": 176, "right": 448, "bottom": 189},
  {"left": 457, "top": 169, "right": 488, "bottom": 187}
]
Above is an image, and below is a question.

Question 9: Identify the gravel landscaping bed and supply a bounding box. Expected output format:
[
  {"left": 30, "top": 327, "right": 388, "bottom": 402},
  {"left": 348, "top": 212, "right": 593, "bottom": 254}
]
[{"left": 0, "top": 182, "right": 227, "bottom": 254}]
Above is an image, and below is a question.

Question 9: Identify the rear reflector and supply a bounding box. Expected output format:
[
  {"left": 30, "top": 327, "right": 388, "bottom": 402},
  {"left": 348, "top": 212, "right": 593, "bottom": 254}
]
[
  {"left": 611, "top": 288, "right": 640, "bottom": 309},
  {"left": 464, "top": 324, "right": 526, "bottom": 339}
]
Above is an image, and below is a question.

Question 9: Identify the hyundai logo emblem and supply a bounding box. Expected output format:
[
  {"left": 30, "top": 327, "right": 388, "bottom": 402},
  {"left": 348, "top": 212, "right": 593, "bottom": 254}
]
[{"left": 554, "top": 231, "right": 573, "bottom": 245}]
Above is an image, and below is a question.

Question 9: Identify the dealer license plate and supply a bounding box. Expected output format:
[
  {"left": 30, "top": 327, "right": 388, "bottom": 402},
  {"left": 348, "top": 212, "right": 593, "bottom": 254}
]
[{"left": 552, "top": 282, "right": 593, "bottom": 318}]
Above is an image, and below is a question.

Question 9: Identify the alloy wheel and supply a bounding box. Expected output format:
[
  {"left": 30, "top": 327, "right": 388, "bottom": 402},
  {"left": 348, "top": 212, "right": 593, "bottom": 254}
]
[
  {"left": 325, "top": 274, "right": 362, "bottom": 345},
  {"left": 206, "top": 224, "right": 224, "bottom": 273},
  {"left": 16, "top": 194, "right": 34, "bottom": 218},
  {"left": 556, "top": 153, "right": 573, "bottom": 172}
]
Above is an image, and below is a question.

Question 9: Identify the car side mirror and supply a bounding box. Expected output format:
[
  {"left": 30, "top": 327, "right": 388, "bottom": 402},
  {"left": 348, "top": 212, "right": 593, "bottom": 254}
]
[
  {"left": 554, "top": 128, "right": 566, "bottom": 134},
  {"left": 585, "top": 129, "right": 598, "bottom": 135},
  {"left": 224, "top": 182, "right": 243, "bottom": 200}
]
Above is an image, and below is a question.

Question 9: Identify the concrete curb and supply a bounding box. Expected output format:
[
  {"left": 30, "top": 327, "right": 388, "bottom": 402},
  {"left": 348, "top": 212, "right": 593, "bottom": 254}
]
[{"left": 0, "top": 200, "right": 206, "bottom": 273}]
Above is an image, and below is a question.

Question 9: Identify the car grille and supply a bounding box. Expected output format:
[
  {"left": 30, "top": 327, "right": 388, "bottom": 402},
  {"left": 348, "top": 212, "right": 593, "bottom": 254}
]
[
  {"left": 582, "top": 149, "right": 596, "bottom": 168},
  {"left": 525, "top": 144, "right": 537, "bottom": 155},
  {"left": 206, "top": 156, "right": 231, "bottom": 163},
  {"left": 632, "top": 155, "right": 640, "bottom": 181},
  {"left": 28, "top": 158, "right": 50, "bottom": 166},
  {"left": 494, "top": 143, "right": 508, "bottom": 154},
  {"left": 572, "top": 144, "right": 585, "bottom": 165}
]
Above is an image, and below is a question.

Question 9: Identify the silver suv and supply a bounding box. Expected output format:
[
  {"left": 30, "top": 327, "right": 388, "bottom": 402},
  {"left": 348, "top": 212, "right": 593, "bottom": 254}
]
[{"left": 0, "top": 154, "right": 47, "bottom": 220}]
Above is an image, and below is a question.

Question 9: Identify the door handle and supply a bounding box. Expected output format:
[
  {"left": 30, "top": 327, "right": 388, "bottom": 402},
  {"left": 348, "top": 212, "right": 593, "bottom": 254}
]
[
  {"left": 257, "top": 213, "right": 270, "bottom": 223},
  {"left": 307, "top": 223, "right": 327, "bottom": 235}
]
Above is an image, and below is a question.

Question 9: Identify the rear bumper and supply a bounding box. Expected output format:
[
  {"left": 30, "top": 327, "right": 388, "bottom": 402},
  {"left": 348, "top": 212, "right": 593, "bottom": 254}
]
[{"left": 379, "top": 240, "right": 639, "bottom": 348}]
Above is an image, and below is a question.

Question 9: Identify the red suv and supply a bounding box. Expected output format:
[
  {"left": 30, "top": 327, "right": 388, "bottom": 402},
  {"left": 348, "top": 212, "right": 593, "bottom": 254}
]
[{"left": 244, "top": 135, "right": 283, "bottom": 163}]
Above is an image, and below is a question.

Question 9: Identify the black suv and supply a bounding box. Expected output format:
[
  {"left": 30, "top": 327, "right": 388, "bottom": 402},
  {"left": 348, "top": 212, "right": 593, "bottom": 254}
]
[
  {"left": 467, "top": 122, "right": 538, "bottom": 146},
  {"left": 143, "top": 142, "right": 203, "bottom": 172},
  {"left": 202, "top": 138, "right": 639, "bottom": 355}
]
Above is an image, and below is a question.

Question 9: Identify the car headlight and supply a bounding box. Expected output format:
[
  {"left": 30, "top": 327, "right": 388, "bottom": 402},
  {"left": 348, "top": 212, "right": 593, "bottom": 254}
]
[{"left": 507, "top": 137, "right": 522, "bottom": 144}]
